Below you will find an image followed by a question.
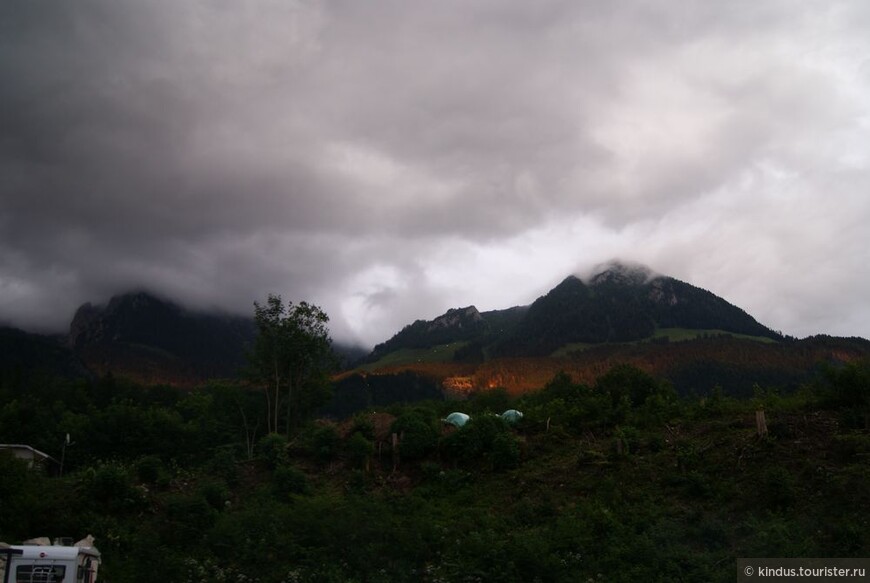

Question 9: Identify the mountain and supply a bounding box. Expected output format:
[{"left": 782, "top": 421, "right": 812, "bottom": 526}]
[
  {"left": 0, "top": 326, "right": 91, "bottom": 385},
  {"left": 2, "top": 262, "right": 867, "bottom": 407},
  {"left": 354, "top": 261, "right": 870, "bottom": 400},
  {"left": 1, "top": 290, "right": 369, "bottom": 388},
  {"left": 501, "top": 261, "right": 778, "bottom": 355},
  {"left": 69, "top": 291, "right": 257, "bottom": 385},
  {"left": 366, "top": 261, "right": 780, "bottom": 361}
]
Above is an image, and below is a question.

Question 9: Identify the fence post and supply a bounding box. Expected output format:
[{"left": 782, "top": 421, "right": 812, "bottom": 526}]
[{"left": 755, "top": 409, "right": 768, "bottom": 437}]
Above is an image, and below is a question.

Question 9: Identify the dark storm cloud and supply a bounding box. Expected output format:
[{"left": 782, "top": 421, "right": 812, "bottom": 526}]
[{"left": 1, "top": 0, "right": 869, "bottom": 344}]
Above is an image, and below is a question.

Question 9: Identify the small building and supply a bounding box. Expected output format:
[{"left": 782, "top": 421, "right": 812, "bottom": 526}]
[{"left": 0, "top": 444, "right": 57, "bottom": 468}]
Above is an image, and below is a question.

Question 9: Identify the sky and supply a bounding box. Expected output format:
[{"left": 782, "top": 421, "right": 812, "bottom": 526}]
[{"left": 2, "top": 0, "right": 869, "bottom": 348}]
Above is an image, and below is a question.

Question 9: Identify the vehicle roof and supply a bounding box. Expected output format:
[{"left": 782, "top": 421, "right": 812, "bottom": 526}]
[{"left": 10, "top": 545, "right": 100, "bottom": 560}]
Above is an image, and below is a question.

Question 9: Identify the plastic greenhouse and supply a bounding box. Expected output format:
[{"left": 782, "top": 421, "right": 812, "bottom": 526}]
[
  {"left": 499, "top": 409, "right": 524, "bottom": 424},
  {"left": 443, "top": 412, "right": 470, "bottom": 428}
]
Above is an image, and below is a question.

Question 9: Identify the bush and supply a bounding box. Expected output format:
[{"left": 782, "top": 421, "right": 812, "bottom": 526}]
[
  {"left": 391, "top": 414, "right": 438, "bottom": 460},
  {"left": 165, "top": 493, "right": 217, "bottom": 539},
  {"left": 135, "top": 455, "right": 165, "bottom": 484},
  {"left": 613, "top": 425, "right": 642, "bottom": 456},
  {"left": 595, "top": 364, "right": 667, "bottom": 410},
  {"left": 85, "top": 463, "right": 145, "bottom": 513},
  {"left": 303, "top": 424, "right": 341, "bottom": 462},
  {"left": 345, "top": 469, "right": 367, "bottom": 494},
  {"left": 273, "top": 464, "right": 310, "bottom": 496},
  {"left": 205, "top": 448, "right": 239, "bottom": 487},
  {"left": 198, "top": 478, "right": 230, "bottom": 510},
  {"left": 350, "top": 413, "right": 375, "bottom": 440},
  {"left": 822, "top": 361, "right": 870, "bottom": 410},
  {"left": 89, "top": 463, "right": 131, "bottom": 501},
  {"left": 256, "top": 433, "right": 289, "bottom": 468},
  {"left": 346, "top": 431, "right": 374, "bottom": 469},
  {"left": 491, "top": 432, "right": 520, "bottom": 470},
  {"left": 441, "top": 415, "right": 514, "bottom": 469},
  {"left": 760, "top": 466, "right": 797, "bottom": 510}
]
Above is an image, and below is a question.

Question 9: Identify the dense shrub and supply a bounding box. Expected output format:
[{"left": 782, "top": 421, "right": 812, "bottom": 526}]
[
  {"left": 595, "top": 364, "right": 665, "bottom": 408},
  {"left": 760, "top": 466, "right": 797, "bottom": 510},
  {"left": 518, "top": 372, "right": 610, "bottom": 432},
  {"left": 303, "top": 424, "right": 341, "bottom": 462},
  {"left": 85, "top": 463, "right": 145, "bottom": 513},
  {"left": 490, "top": 432, "right": 520, "bottom": 470},
  {"left": 273, "top": 464, "right": 310, "bottom": 496},
  {"left": 198, "top": 478, "right": 230, "bottom": 510},
  {"left": 350, "top": 412, "right": 375, "bottom": 440},
  {"left": 135, "top": 455, "right": 166, "bottom": 485},
  {"left": 346, "top": 431, "right": 374, "bottom": 469},
  {"left": 164, "top": 493, "right": 217, "bottom": 541},
  {"left": 391, "top": 413, "right": 438, "bottom": 460},
  {"left": 822, "top": 360, "right": 870, "bottom": 410},
  {"left": 256, "top": 433, "right": 288, "bottom": 468},
  {"left": 441, "top": 415, "right": 519, "bottom": 470},
  {"left": 205, "top": 448, "right": 239, "bottom": 487}
]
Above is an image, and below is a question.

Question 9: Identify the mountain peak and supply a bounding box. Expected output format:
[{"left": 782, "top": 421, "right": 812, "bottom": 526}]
[
  {"left": 585, "top": 260, "right": 656, "bottom": 287},
  {"left": 67, "top": 290, "right": 256, "bottom": 385}
]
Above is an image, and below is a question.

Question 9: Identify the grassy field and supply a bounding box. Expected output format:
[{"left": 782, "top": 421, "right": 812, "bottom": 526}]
[
  {"left": 550, "top": 328, "right": 777, "bottom": 357},
  {"left": 357, "top": 341, "right": 469, "bottom": 372},
  {"left": 652, "top": 328, "right": 778, "bottom": 343}
]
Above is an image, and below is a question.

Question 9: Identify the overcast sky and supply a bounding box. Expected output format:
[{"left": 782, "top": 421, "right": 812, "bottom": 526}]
[{"left": 2, "top": 0, "right": 869, "bottom": 347}]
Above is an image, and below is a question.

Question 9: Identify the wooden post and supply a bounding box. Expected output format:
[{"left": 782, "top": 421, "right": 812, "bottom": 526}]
[
  {"left": 392, "top": 432, "right": 399, "bottom": 471},
  {"left": 755, "top": 409, "right": 768, "bottom": 437}
]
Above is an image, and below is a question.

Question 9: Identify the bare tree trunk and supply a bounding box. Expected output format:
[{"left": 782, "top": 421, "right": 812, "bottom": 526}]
[
  {"left": 264, "top": 387, "right": 272, "bottom": 434},
  {"left": 286, "top": 362, "right": 298, "bottom": 438},
  {"left": 274, "top": 383, "right": 280, "bottom": 435},
  {"left": 238, "top": 403, "right": 258, "bottom": 460},
  {"left": 273, "top": 359, "right": 281, "bottom": 435}
]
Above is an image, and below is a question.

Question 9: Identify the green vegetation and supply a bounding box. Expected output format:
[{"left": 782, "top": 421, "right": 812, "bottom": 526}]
[
  {"left": 549, "top": 342, "right": 595, "bottom": 357},
  {"left": 1, "top": 360, "right": 868, "bottom": 582},
  {"left": 357, "top": 341, "right": 469, "bottom": 372},
  {"left": 551, "top": 328, "right": 776, "bottom": 358},
  {"left": 651, "top": 328, "right": 779, "bottom": 344}
]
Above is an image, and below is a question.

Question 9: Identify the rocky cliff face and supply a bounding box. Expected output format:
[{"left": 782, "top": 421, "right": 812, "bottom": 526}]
[{"left": 428, "top": 306, "right": 483, "bottom": 331}]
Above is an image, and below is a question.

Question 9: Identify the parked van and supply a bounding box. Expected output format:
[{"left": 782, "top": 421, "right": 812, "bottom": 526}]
[{"left": 1, "top": 537, "right": 99, "bottom": 583}]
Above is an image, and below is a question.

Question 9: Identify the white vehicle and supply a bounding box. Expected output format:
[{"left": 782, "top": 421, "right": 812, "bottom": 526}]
[{"left": 0, "top": 537, "right": 100, "bottom": 583}]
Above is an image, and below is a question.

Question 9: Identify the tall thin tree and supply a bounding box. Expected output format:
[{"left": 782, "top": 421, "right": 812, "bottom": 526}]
[{"left": 249, "top": 294, "right": 334, "bottom": 435}]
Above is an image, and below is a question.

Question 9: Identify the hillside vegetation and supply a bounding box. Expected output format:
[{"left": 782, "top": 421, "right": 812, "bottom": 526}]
[{"left": 1, "top": 360, "right": 868, "bottom": 582}]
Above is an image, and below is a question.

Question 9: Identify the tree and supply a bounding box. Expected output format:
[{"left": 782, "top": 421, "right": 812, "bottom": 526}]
[{"left": 248, "top": 295, "right": 335, "bottom": 435}]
